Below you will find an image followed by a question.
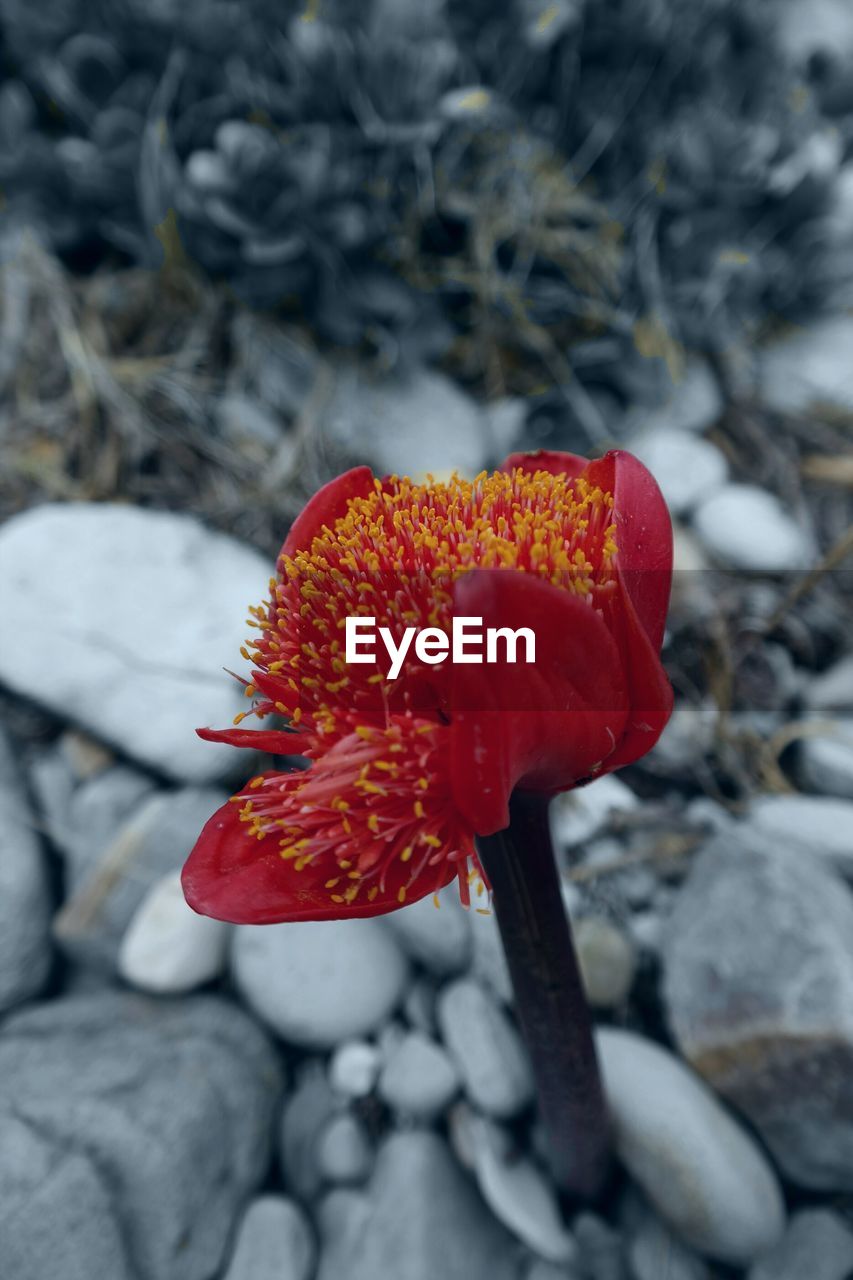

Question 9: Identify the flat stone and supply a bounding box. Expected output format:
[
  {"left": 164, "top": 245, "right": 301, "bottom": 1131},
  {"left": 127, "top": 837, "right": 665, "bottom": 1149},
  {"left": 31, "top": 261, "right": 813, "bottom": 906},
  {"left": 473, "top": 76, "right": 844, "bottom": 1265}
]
[
  {"left": 0, "top": 731, "right": 52, "bottom": 1013},
  {"left": 798, "top": 720, "right": 853, "bottom": 799},
  {"left": 664, "top": 831, "right": 853, "bottom": 1190},
  {"left": 463, "top": 1113, "right": 576, "bottom": 1263},
  {"left": 233, "top": 919, "right": 408, "bottom": 1049},
  {"left": 118, "top": 870, "right": 231, "bottom": 993},
  {"left": 692, "top": 484, "right": 810, "bottom": 571},
  {"left": 378, "top": 1030, "right": 460, "bottom": 1119},
  {"left": 748, "top": 1208, "right": 853, "bottom": 1280},
  {"left": 631, "top": 429, "right": 728, "bottom": 516},
  {"left": 0, "top": 504, "right": 270, "bottom": 782},
  {"left": 550, "top": 775, "right": 638, "bottom": 848},
  {"left": 54, "top": 786, "right": 228, "bottom": 972},
  {"left": 323, "top": 365, "right": 487, "bottom": 479},
  {"left": 316, "top": 1112, "right": 373, "bottom": 1184},
  {"left": 748, "top": 794, "right": 853, "bottom": 873},
  {"left": 759, "top": 316, "right": 853, "bottom": 415},
  {"left": 0, "top": 993, "right": 282, "bottom": 1280},
  {"left": 385, "top": 886, "right": 472, "bottom": 976},
  {"left": 596, "top": 1027, "right": 785, "bottom": 1265},
  {"left": 437, "top": 978, "right": 534, "bottom": 1118},
  {"left": 316, "top": 1131, "right": 518, "bottom": 1280},
  {"left": 223, "top": 1196, "right": 314, "bottom": 1280}
]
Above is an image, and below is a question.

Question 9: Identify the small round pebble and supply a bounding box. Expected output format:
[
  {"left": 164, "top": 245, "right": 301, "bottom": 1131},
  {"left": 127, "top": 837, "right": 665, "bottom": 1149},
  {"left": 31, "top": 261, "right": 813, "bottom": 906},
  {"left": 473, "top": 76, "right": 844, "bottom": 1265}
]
[
  {"left": 437, "top": 979, "right": 533, "bottom": 1118},
  {"left": 386, "top": 886, "right": 472, "bottom": 976},
  {"left": 223, "top": 1195, "right": 314, "bottom": 1280},
  {"left": 632, "top": 428, "right": 728, "bottom": 516},
  {"left": 378, "top": 1030, "right": 460, "bottom": 1119},
  {"left": 329, "top": 1041, "right": 382, "bottom": 1098},
  {"left": 233, "top": 919, "right": 408, "bottom": 1049},
  {"left": 692, "top": 484, "right": 809, "bottom": 572},
  {"left": 118, "top": 871, "right": 230, "bottom": 994},
  {"left": 316, "top": 1112, "right": 373, "bottom": 1185},
  {"left": 574, "top": 917, "right": 637, "bottom": 1008}
]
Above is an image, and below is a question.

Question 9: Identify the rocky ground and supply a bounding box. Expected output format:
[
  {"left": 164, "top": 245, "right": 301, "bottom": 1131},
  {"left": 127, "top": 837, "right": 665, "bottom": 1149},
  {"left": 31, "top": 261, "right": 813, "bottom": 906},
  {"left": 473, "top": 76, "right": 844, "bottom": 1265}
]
[{"left": 2, "top": 0, "right": 853, "bottom": 1278}]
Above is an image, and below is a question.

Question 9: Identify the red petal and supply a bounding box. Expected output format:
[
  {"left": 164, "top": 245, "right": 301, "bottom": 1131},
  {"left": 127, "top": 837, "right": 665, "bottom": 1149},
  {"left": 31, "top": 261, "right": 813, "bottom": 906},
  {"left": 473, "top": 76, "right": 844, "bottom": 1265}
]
[
  {"left": 181, "top": 789, "right": 456, "bottom": 924},
  {"left": 583, "top": 450, "right": 672, "bottom": 653},
  {"left": 196, "top": 726, "right": 314, "bottom": 754},
  {"left": 499, "top": 449, "right": 590, "bottom": 478},
  {"left": 280, "top": 466, "right": 375, "bottom": 560},
  {"left": 448, "top": 569, "right": 629, "bottom": 835}
]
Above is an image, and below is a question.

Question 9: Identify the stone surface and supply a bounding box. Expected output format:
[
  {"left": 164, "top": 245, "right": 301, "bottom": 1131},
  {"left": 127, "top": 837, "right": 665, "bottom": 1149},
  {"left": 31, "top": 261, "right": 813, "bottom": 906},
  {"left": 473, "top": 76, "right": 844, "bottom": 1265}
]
[
  {"left": 624, "top": 359, "right": 723, "bottom": 436},
  {"left": 760, "top": 316, "right": 853, "bottom": 414},
  {"left": 692, "top": 484, "right": 810, "bottom": 571},
  {"left": 118, "top": 870, "right": 231, "bottom": 993},
  {"left": 629, "top": 1210, "right": 710, "bottom": 1280},
  {"left": 316, "top": 1131, "right": 518, "bottom": 1280},
  {"left": 378, "top": 1030, "right": 460, "bottom": 1119},
  {"left": 664, "top": 831, "right": 853, "bottom": 1190},
  {"left": 748, "top": 1208, "right": 853, "bottom": 1280},
  {"left": 324, "top": 365, "right": 487, "bottom": 479},
  {"left": 223, "top": 1196, "right": 314, "bottom": 1280},
  {"left": 329, "top": 1040, "right": 382, "bottom": 1098},
  {"left": 550, "top": 775, "right": 638, "bottom": 848},
  {"left": 55, "top": 785, "right": 228, "bottom": 971},
  {"left": 574, "top": 917, "right": 637, "bottom": 1009},
  {"left": 316, "top": 1112, "right": 373, "bottom": 1185},
  {"left": 233, "top": 918, "right": 408, "bottom": 1048},
  {"left": 808, "top": 654, "right": 853, "bottom": 712},
  {"left": 280, "top": 1065, "right": 337, "bottom": 1200},
  {"left": 463, "top": 1113, "right": 576, "bottom": 1264},
  {"left": 437, "top": 978, "right": 534, "bottom": 1119},
  {"left": 0, "top": 504, "right": 270, "bottom": 782},
  {"left": 468, "top": 906, "right": 514, "bottom": 1004},
  {"left": 596, "top": 1027, "right": 785, "bottom": 1265},
  {"left": 0, "top": 730, "right": 52, "bottom": 1013},
  {"left": 0, "top": 993, "right": 282, "bottom": 1280},
  {"left": 798, "top": 720, "right": 853, "bottom": 799},
  {"left": 385, "top": 886, "right": 472, "bottom": 976},
  {"left": 748, "top": 794, "right": 853, "bottom": 873},
  {"left": 631, "top": 428, "right": 728, "bottom": 516}
]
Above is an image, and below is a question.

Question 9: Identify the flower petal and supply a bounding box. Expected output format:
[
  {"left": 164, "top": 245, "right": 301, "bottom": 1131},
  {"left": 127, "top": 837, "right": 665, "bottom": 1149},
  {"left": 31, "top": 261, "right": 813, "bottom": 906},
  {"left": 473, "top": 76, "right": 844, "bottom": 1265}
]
[
  {"left": 499, "top": 449, "right": 590, "bottom": 478},
  {"left": 583, "top": 450, "right": 672, "bottom": 652},
  {"left": 196, "top": 726, "right": 314, "bottom": 754},
  {"left": 181, "top": 786, "right": 456, "bottom": 924},
  {"left": 448, "top": 569, "right": 629, "bottom": 834},
  {"left": 280, "top": 465, "right": 375, "bottom": 559}
]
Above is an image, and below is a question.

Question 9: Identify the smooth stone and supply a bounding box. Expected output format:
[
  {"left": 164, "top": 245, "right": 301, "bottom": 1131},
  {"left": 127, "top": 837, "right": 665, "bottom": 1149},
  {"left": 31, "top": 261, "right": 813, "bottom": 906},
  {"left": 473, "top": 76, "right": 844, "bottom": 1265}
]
[
  {"left": 524, "top": 1263, "right": 582, "bottom": 1280},
  {"left": 692, "top": 485, "right": 810, "bottom": 571},
  {"left": 759, "top": 316, "right": 853, "bottom": 415},
  {"left": 550, "top": 775, "right": 638, "bottom": 848},
  {"left": 468, "top": 906, "right": 513, "bottom": 1004},
  {"left": 118, "top": 870, "right": 230, "bottom": 993},
  {"left": 0, "top": 504, "right": 270, "bottom": 782},
  {"left": 0, "top": 731, "right": 52, "bottom": 1013},
  {"left": 0, "top": 993, "right": 282, "bottom": 1280},
  {"left": 316, "top": 1131, "right": 517, "bottom": 1280},
  {"left": 437, "top": 979, "right": 534, "bottom": 1118},
  {"left": 280, "top": 1065, "right": 337, "bottom": 1200},
  {"left": 233, "top": 919, "right": 408, "bottom": 1049},
  {"left": 629, "top": 1210, "right": 710, "bottom": 1280},
  {"left": 223, "top": 1196, "right": 314, "bottom": 1280},
  {"left": 664, "top": 832, "right": 853, "bottom": 1190},
  {"left": 316, "top": 1112, "right": 373, "bottom": 1185},
  {"left": 54, "top": 786, "right": 228, "bottom": 972},
  {"left": 385, "top": 886, "right": 472, "bottom": 976},
  {"left": 748, "top": 1209, "right": 853, "bottom": 1280},
  {"left": 324, "top": 365, "right": 487, "bottom": 479},
  {"left": 329, "top": 1040, "right": 382, "bottom": 1098},
  {"left": 595, "top": 1027, "right": 785, "bottom": 1265},
  {"left": 378, "top": 1031, "right": 460, "bottom": 1119},
  {"left": 631, "top": 429, "right": 728, "bottom": 516},
  {"left": 572, "top": 1213, "right": 628, "bottom": 1280},
  {"left": 623, "top": 359, "right": 723, "bottom": 436},
  {"left": 808, "top": 654, "right": 853, "bottom": 712},
  {"left": 574, "top": 917, "right": 637, "bottom": 1009},
  {"left": 798, "top": 720, "right": 853, "bottom": 798},
  {"left": 464, "top": 1113, "right": 576, "bottom": 1263},
  {"left": 748, "top": 794, "right": 853, "bottom": 873}
]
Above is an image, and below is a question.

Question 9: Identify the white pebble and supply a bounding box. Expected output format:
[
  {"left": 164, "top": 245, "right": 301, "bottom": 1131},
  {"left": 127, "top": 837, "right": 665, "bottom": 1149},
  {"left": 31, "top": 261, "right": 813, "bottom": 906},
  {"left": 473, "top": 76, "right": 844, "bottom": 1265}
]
[{"left": 118, "top": 871, "right": 230, "bottom": 994}]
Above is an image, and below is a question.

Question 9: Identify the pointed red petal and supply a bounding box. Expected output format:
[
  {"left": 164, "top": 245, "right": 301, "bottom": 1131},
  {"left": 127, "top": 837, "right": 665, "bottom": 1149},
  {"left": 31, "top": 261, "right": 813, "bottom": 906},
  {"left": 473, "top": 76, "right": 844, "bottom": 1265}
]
[
  {"left": 449, "top": 569, "right": 629, "bottom": 834},
  {"left": 196, "top": 726, "right": 314, "bottom": 754},
  {"left": 499, "top": 449, "right": 590, "bottom": 478},
  {"left": 280, "top": 466, "right": 375, "bottom": 559},
  {"left": 583, "top": 450, "right": 672, "bottom": 653}
]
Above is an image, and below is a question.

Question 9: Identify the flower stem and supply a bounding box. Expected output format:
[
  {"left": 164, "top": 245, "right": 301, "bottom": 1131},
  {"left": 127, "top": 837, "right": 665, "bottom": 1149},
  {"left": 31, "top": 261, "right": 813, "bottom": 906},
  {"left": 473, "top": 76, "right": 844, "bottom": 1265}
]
[{"left": 475, "top": 791, "right": 610, "bottom": 1199}]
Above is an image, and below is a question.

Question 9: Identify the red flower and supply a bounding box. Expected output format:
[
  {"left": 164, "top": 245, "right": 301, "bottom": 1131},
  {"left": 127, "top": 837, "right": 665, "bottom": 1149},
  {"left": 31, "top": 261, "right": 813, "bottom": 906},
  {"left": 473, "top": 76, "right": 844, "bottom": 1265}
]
[{"left": 182, "top": 450, "right": 673, "bottom": 923}]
